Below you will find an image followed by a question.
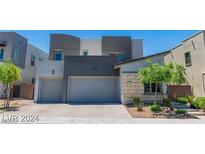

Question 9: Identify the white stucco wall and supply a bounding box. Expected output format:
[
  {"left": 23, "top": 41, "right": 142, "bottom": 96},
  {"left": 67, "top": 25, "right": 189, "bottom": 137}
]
[
  {"left": 80, "top": 39, "right": 102, "bottom": 55},
  {"left": 21, "top": 44, "right": 48, "bottom": 85},
  {"left": 119, "top": 53, "right": 166, "bottom": 73},
  {"left": 131, "top": 39, "right": 143, "bottom": 59},
  {"left": 34, "top": 60, "right": 64, "bottom": 102}
]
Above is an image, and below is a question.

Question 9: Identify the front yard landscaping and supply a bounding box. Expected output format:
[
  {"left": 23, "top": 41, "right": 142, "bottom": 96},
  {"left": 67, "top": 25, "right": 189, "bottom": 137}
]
[
  {"left": 124, "top": 60, "right": 205, "bottom": 119},
  {"left": 124, "top": 96, "right": 205, "bottom": 119}
]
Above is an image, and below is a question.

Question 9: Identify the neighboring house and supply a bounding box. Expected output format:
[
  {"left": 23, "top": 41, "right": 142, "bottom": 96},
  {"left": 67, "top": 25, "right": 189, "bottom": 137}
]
[
  {"left": 164, "top": 31, "right": 205, "bottom": 97},
  {"left": 34, "top": 34, "right": 143, "bottom": 103},
  {"left": 0, "top": 32, "right": 48, "bottom": 99}
]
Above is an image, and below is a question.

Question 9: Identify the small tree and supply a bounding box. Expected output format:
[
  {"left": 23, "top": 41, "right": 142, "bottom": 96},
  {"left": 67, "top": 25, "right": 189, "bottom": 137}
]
[
  {"left": 0, "top": 59, "right": 21, "bottom": 108},
  {"left": 139, "top": 60, "right": 170, "bottom": 103},
  {"left": 138, "top": 60, "right": 187, "bottom": 103},
  {"left": 170, "top": 63, "right": 188, "bottom": 85}
]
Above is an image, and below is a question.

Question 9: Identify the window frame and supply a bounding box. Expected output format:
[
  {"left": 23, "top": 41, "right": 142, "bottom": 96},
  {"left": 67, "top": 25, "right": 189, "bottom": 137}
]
[
  {"left": 82, "top": 49, "right": 88, "bottom": 56},
  {"left": 31, "top": 55, "right": 35, "bottom": 66},
  {"left": 144, "top": 83, "right": 162, "bottom": 94},
  {"left": 13, "top": 48, "right": 20, "bottom": 64},
  {"left": 184, "top": 51, "right": 192, "bottom": 67},
  {"left": 31, "top": 78, "right": 35, "bottom": 84},
  {"left": 53, "top": 50, "right": 62, "bottom": 61},
  {"left": 0, "top": 48, "right": 4, "bottom": 60}
]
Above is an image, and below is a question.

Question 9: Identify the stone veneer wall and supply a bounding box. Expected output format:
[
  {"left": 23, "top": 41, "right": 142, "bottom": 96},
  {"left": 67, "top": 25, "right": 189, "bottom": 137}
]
[
  {"left": 121, "top": 73, "right": 163, "bottom": 104},
  {"left": 121, "top": 73, "right": 144, "bottom": 104}
]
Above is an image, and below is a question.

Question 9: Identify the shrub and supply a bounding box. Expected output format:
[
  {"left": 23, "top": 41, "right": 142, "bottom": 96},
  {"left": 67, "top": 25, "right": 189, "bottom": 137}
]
[
  {"left": 186, "top": 95, "right": 194, "bottom": 104},
  {"left": 162, "top": 98, "right": 172, "bottom": 108},
  {"left": 150, "top": 103, "right": 161, "bottom": 113},
  {"left": 191, "top": 101, "right": 199, "bottom": 109},
  {"left": 133, "top": 97, "right": 144, "bottom": 111},
  {"left": 201, "top": 103, "right": 205, "bottom": 112},
  {"left": 175, "top": 109, "right": 187, "bottom": 115},
  {"left": 192, "top": 97, "right": 205, "bottom": 110},
  {"left": 177, "top": 97, "right": 189, "bottom": 104}
]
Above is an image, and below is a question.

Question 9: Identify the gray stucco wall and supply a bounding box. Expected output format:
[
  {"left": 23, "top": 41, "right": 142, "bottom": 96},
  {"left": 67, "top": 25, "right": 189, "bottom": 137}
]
[
  {"left": 131, "top": 39, "right": 143, "bottom": 59},
  {"left": 0, "top": 32, "right": 28, "bottom": 68},
  {"left": 102, "top": 36, "right": 132, "bottom": 61},
  {"left": 64, "top": 56, "right": 119, "bottom": 76},
  {"left": 49, "top": 34, "right": 80, "bottom": 60}
]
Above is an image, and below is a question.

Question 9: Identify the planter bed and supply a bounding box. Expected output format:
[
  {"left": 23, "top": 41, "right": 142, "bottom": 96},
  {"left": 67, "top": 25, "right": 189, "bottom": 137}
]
[{"left": 124, "top": 104, "right": 199, "bottom": 119}]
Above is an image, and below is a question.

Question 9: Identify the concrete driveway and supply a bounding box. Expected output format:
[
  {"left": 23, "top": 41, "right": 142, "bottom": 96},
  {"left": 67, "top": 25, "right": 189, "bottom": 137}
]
[{"left": 0, "top": 99, "right": 131, "bottom": 119}]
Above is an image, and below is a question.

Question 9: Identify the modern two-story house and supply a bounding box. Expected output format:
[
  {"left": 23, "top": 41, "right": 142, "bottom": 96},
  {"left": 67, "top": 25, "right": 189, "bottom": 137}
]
[
  {"left": 0, "top": 32, "right": 48, "bottom": 99},
  {"left": 34, "top": 31, "right": 205, "bottom": 104},
  {"left": 34, "top": 34, "right": 144, "bottom": 103}
]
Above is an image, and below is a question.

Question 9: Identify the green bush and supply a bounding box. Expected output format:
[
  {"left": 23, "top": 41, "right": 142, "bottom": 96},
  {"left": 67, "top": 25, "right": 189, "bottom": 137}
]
[
  {"left": 175, "top": 109, "right": 187, "bottom": 115},
  {"left": 191, "top": 101, "right": 199, "bottom": 109},
  {"left": 177, "top": 97, "right": 189, "bottom": 104},
  {"left": 192, "top": 97, "right": 205, "bottom": 110},
  {"left": 150, "top": 103, "right": 161, "bottom": 113},
  {"left": 162, "top": 98, "right": 172, "bottom": 108},
  {"left": 133, "top": 97, "right": 144, "bottom": 111},
  {"left": 186, "top": 95, "right": 194, "bottom": 104},
  {"left": 201, "top": 103, "right": 205, "bottom": 112}
]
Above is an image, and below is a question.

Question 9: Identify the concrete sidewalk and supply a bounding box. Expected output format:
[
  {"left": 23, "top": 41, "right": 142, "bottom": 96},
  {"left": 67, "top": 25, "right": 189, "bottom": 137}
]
[{"left": 1, "top": 116, "right": 205, "bottom": 124}]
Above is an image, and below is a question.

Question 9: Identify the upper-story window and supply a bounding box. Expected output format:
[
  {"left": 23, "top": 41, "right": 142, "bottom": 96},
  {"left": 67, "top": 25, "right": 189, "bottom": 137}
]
[
  {"left": 53, "top": 50, "right": 62, "bottom": 61},
  {"left": 31, "top": 55, "right": 35, "bottom": 66},
  {"left": 0, "top": 48, "right": 4, "bottom": 60},
  {"left": 117, "top": 53, "right": 125, "bottom": 62},
  {"left": 82, "top": 49, "right": 88, "bottom": 56},
  {"left": 110, "top": 52, "right": 125, "bottom": 62},
  {"left": 184, "top": 52, "right": 192, "bottom": 67},
  {"left": 13, "top": 48, "right": 20, "bottom": 64}
]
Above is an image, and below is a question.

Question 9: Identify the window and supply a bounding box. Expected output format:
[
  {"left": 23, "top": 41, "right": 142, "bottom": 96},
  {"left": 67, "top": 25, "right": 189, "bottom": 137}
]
[
  {"left": 117, "top": 53, "right": 125, "bottom": 62},
  {"left": 31, "top": 55, "right": 35, "bottom": 66},
  {"left": 38, "top": 57, "right": 42, "bottom": 61},
  {"left": 82, "top": 49, "right": 88, "bottom": 56},
  {"left": 53, "top": 50, "right": 62, "bottom": 61},
  {"left": 13, "top": 48, "right": 20, "bottom": 64},
  {"left": 110, "top": 52, "right": 125, "bottom": 62},
  {"left": 184, "top": 52, "right": 192, "bottom": 67},
  {"left": 0, "top": 48, "right": 4, "bottom": 60},
  {"left": 32, "top": 78, "right": 35, "bottom": 84},
  {"left": 144, "top": 83, "right": 161, "bottom": 93}
]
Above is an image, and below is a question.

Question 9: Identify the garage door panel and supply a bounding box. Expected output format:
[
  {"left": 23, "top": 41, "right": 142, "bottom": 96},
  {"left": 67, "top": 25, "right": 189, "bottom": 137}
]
[
  {"left": 69, "top": 77, "right": 119, "bottom": 103},
  {"left": 40, "top": 78, "right": 63, "bottom": 103}
]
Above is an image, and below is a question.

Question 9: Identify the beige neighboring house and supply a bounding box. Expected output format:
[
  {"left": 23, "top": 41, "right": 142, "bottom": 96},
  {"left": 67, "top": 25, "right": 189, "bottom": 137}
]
[{"left": 164, "top": 31, "right": 205, "bottom": 97}]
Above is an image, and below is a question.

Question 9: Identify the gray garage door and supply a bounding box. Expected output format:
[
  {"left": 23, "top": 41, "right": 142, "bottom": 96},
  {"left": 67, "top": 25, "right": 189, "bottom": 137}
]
[
  {"left": 40, "top": 78, "right": 63, "bottom": 103},
  {"left": 68, "top": 77, "right": 119, "bottom": 103}
]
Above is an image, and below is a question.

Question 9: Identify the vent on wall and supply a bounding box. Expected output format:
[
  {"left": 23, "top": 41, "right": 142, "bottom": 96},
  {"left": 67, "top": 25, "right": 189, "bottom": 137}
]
[{"left": 191, "top": 41, "right": 196, "bottom": 50}]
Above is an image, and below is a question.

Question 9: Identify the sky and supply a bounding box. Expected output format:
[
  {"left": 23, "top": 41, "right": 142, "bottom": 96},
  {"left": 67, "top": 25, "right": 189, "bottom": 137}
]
[{"left": 0, "top": 30, "right": 199, "bottom": 56}]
